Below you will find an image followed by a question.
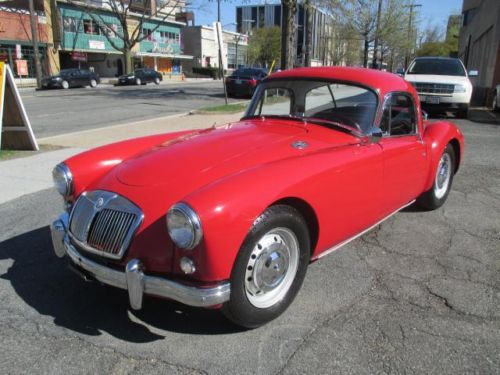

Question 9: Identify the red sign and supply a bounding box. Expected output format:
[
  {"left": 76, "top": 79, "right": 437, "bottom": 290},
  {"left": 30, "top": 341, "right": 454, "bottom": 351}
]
[
  {"left": 71, "top": 51, "right": 88, "bottom": 62},
  {"left": 15, "top": 59, "right": 28, "bottom": 76}
]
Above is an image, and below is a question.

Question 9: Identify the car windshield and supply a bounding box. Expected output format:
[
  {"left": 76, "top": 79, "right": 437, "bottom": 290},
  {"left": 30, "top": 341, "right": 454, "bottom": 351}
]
[
  {"left": 245, "top": 79, "right": 378, "bottom": 134},
  {"left": 232, "top": 68, "right": 265, "bottom": 77},
  {"left": 408, "top": 58, "right": 466, "bottom": 76}
]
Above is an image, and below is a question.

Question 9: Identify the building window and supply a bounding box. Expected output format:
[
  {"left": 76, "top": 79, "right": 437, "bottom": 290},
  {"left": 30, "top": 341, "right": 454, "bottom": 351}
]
[
  {"left": 142, "top": 27, "right": 154, "bottom": 41},
  {"left": 83, "top": 19, "right": 100, "bottom": 35},
  {"left": 63, "top": 17, "right": 78, "bottom": 33}
]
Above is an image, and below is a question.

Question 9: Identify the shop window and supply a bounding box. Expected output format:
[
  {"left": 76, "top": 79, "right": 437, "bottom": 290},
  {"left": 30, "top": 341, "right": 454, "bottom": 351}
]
[{"left": 83, "top": 19, "right": 100, "bottom": 35}]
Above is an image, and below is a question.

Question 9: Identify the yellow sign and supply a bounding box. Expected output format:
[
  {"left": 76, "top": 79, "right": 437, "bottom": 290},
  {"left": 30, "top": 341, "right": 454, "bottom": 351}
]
[{"left": 0, "top": 61, "right": 38, "bottom": 150}]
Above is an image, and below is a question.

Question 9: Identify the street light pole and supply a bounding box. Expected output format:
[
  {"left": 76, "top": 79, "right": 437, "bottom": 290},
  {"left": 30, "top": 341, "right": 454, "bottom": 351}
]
[
  {"left": 372, "top": 0, "right": 383, "bottom": 69},
  {"left": 404, "top": 3, "right": 422, "bottom": 69},
  {"left": 216, "top": 0, "right": 228, "bottom": 104},
  {"left": 28, "top": 0, "right": 42, "bottom": 88}
]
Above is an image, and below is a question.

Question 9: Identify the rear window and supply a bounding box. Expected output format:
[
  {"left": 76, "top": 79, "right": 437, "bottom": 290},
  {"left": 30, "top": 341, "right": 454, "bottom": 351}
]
[
  {"left": 408, "top": 59, "right": 466, "bottom": 76},
  {"left": 232, "top": 69, "right": 265, "bottom": 77}
]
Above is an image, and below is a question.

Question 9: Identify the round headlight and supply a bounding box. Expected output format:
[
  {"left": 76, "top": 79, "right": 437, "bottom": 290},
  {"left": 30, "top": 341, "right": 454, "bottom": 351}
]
[
  {"left": 52, "top": 163, "right": 73, "bottom": 197},
  {"left": 166, "top": 203, "right": 203, "bottom": 249}
]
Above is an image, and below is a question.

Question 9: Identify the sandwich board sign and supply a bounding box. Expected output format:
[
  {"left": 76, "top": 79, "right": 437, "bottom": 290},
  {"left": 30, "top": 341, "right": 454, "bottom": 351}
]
[{"left": 0, "top": 61, "right": 38, "bottom": 150}]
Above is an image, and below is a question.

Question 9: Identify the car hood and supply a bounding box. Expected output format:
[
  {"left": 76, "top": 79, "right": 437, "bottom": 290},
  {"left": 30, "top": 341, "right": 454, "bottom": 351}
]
[
  {"left": 405, "top": 74, "right": 471, "bottom": 85},
  {"left": 112, "top": 118, "right": 357, "bottom": 190}
]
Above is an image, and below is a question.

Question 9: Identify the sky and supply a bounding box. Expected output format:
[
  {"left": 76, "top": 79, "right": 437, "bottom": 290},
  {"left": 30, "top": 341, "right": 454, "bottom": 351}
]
[{"left": 189, "top": 0, "right": 463, "bottom": 33}]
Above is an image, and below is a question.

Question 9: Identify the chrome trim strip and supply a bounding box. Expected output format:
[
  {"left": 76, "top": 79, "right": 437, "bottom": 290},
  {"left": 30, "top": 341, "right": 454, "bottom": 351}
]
[
  {"left": 52, "top": 214, "right": 230, "bottom": 308},
  {"left": 313, "top": 200, "right": 415, "bottom": 260}
]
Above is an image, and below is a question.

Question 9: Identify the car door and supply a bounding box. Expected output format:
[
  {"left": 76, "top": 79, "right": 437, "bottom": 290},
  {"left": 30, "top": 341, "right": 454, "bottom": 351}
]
[{"left": 379, "top": 92, "right": 428, "bottom": 215}]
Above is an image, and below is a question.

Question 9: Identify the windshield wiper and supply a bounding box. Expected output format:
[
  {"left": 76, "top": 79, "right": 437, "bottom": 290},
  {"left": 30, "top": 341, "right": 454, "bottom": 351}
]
[{"left": 304, "top": 117, "right": 363, "bottom": 137}]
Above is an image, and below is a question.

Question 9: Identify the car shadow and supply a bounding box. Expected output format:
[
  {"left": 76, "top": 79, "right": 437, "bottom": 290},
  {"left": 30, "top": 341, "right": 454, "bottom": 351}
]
[{"left": 0, "top": 226, "right": 243, "bottom": 342}]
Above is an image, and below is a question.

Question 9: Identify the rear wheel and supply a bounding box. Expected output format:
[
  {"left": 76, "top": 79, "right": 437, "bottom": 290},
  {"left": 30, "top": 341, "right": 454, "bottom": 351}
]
[
  {"left": 417, "top": 144, "right": 455, "bottom": 210},
  {"left": 154, "top": 77, "right": 160, "bottom": 85},
  {"left": 89, "top": 79, "right": 97, "bottom": 88},
  {"left": 222, "top": 205, "right": 310, "bottom": 328}
]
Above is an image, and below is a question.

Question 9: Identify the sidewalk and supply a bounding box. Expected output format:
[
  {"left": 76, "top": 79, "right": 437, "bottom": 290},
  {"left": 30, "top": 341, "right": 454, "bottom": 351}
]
[{"left": 0, "top": 111, "right": 243, "bottom": 204}]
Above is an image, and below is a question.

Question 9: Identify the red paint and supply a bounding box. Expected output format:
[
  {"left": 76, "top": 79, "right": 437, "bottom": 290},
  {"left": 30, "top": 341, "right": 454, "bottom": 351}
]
[{"left": 62, "top": 67, "right": 464, "bottom": 286}]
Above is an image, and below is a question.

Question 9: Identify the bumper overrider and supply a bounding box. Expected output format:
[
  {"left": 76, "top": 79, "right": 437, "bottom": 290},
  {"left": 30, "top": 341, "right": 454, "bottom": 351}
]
[{"left": 50, "top": 213, "right": 230, "bottom": 309}]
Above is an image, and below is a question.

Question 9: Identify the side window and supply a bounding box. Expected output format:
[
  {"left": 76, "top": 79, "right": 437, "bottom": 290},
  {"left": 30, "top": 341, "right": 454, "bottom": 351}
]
[
  {"left": 380, "top": 94, "right": 417, "bottom": 136},
  {"left": 256, "top": 88, "right": 292, "bottom": 116}
]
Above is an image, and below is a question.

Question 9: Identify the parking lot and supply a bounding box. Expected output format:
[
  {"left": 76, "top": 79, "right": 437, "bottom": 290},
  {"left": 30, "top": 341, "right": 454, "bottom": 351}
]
[{"left": 0, "top": 108, "right": 499, "bottom": 374}]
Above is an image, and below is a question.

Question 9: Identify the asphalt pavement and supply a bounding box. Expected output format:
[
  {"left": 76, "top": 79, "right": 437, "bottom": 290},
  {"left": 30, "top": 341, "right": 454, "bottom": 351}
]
[
  {"left": 0, "top": 112, "right": 499, "bottom": 374},
  {"left": 21, "top": 80, "right": 236, "bottom": 138}
]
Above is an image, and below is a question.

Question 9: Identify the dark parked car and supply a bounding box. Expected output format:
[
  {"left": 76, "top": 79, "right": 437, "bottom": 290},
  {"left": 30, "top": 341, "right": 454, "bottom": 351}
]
[
  {"left": 225, "top": 68, "right": 268, "bottom": 97},
  {"left": 42, "top": 69, "right": 100, "bottom": 89},
  {"left": 118, "top": 68, "right": 163, "bottom": 86}
]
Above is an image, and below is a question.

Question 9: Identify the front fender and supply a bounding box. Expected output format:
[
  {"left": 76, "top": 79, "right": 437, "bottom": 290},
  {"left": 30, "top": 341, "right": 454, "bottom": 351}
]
[
  {"left": 64, "top": 130, "right": 195, "bottom": 200},
  {"left": 422, "top": 120, "right": 464, "bottom": 192}
]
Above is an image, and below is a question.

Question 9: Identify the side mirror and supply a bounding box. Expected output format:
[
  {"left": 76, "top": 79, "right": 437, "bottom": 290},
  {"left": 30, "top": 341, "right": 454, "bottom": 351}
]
[
  {"left": 422, "top": 110, "right": 429, "bottom": 121},
  {"left": 468, "top": 70, "right": 479, "bottom": 77},
  {"left": 366, "top": 126, "right": 383, "bottom": 144}
]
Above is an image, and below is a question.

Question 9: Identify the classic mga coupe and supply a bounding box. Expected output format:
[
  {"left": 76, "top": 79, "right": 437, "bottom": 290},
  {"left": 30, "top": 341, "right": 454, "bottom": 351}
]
[{"left": 51, "top": 67, "right": 464, "bottom": 328}]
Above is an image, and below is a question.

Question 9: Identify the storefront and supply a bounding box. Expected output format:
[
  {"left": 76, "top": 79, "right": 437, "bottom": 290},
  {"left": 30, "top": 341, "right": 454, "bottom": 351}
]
[
  {"left": 58, "top": 3, "right": 125, "bottom": 77},
  {"left": 137, "top": 20, "right": 191, "bottom": 75}
]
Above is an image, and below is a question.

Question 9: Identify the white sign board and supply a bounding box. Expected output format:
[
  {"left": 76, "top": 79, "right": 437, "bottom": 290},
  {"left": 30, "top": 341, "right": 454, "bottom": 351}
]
[
  {"left": 15, "top": 44, "right": 22, "bottom": 59},
  {"left": 89, "top": 40, "right": 105, "bottom": 50}
]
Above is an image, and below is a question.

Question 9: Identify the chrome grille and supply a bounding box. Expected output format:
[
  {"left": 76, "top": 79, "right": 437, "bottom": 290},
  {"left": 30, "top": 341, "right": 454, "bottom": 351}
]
[
  {"left": 68, "top": 191, "right": 143, "bottom": 259},
  {"left": 87, "top": 209, "right": 136, "bottom": 255},
  {"left": 70, "top": 196, "right": 95, "bottom": 241},
  {"left": 414, "top": 82, "right": 454, "bottom": 95}
]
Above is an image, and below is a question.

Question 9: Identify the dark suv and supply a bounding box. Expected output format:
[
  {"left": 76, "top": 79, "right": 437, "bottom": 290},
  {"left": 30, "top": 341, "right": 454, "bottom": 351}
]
[{"left": 225, "top": 68, "right": 268, "bottom": 97}]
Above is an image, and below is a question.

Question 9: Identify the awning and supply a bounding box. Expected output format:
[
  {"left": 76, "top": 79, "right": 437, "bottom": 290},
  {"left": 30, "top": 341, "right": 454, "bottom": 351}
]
[{"left": 135, "top": 52, "right": 193, "bottom": 60}]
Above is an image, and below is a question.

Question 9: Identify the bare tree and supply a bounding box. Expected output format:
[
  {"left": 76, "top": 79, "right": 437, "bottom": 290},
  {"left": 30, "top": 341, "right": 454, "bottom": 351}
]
[{"left": 65, "top": 0, "right": 183, "bottom": 73}]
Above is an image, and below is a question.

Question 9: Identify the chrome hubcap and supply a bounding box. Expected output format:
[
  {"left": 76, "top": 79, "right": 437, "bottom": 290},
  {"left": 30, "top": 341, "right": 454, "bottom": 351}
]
[
  {"left": 434, "top": 153, "right": 452, "bottom": 199},
  {"left": 245, "top": 227, "right": 299, "bottom": 308}
]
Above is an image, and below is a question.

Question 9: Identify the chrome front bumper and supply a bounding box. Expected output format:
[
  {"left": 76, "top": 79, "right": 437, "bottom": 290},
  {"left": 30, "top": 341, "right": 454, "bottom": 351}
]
[{"left": 50, "top": 214, "right": 230, "bottom": 309}]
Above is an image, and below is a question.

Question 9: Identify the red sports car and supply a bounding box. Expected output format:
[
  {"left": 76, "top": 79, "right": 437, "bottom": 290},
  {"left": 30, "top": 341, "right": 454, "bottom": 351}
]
[{"left": 51, "top": 67, "right": 464, "bottom": 328}]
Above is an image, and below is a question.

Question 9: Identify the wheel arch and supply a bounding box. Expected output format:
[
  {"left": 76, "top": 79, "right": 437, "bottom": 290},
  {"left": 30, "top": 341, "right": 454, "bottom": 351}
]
[
  {"left": 449, "top": 138, "right": 461, "bottom": 173},
  {"left": 269, "top": 197, "right": 319, "bottom": 257}
]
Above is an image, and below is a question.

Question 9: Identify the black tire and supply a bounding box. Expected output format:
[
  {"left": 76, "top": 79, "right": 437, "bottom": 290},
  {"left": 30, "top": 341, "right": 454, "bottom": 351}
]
[
  {"left": 61, "top": 80, "right": 69, "bottom": 89},
  {"left": 89, "top": 79, "right": 97, "bottom": 88},
  {"left": 154, "top": 77, "right": 160, "bottom": 85},
  {"left": 417, "top": 144, "right": 455, "bottom": 210},
  {"left": 135, "top": 78, "right": 141, "bottom": 85},
  {"left": 456, "top": 107, "right": 468, "bottom": 119},
  {"left": 222, "top": 205, "right": 310, "bottom": 328}
]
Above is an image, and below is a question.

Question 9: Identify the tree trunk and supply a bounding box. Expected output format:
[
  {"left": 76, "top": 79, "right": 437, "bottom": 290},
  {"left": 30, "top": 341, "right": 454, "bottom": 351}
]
[
  {"left": 363, "top": 37, "right": 369, "bottom": 68},
  {"left": 124, "top": 49, "right": 133, "bottom": 74},
  {"left": 304, "top": 0, "right": 312, "bottom": 67},
  {"left": 281, "top": 0, "right": 296, "bottom": 70}
]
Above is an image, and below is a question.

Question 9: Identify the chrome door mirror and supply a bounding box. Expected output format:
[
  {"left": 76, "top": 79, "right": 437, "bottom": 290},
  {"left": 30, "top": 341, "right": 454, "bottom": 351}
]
[
  {"left": 367, "top": 126, "right": 383, "bottom": 143},
  {"left": 468, "top": 70, "right": 479, "bottom": 77}
]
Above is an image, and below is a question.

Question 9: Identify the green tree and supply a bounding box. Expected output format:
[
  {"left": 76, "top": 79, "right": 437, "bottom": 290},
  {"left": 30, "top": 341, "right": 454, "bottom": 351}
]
[{"left": 247, "top": 26, "right": 281, "bottom": 67}]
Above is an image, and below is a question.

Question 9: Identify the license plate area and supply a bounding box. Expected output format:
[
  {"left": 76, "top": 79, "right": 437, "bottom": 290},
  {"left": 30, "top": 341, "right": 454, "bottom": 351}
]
[{"left": 425, "top": 96, "right": 440, "bottom": 104}]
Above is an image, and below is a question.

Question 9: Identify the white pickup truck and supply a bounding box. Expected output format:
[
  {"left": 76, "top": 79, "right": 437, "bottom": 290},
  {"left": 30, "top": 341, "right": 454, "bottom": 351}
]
[{"left": 405, "top": 57, "right": 477, "bottom": 118}]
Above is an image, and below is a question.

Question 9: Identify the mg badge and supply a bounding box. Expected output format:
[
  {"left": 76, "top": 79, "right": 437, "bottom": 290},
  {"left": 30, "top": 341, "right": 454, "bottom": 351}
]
[{"left": 95, "top": 197, "right": 104, "bottom": 209}]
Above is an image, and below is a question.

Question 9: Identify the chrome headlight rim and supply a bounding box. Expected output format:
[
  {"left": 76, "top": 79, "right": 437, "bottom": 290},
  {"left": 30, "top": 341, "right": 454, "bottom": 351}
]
[
  {"left": 166, "top": 202, "right": 203, "bottom": 250},
  {"left": 52, "top": 162, "right": 73, "bottom": 197},
  {"left": 454, "top": 84, "right": 467, "bottom": 93}
]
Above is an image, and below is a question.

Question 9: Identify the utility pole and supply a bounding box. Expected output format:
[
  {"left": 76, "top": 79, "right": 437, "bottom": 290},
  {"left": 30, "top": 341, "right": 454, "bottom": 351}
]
[
  {"left": 404, "top": 2, "right": 421, "bottom": 69},
  {"left": 28, "top": 0, "right": 42, "bottom": 88},
  {"left": 216, "top": 0, "right": 228, "bottom": 104},
  {"left": 372, "top": 0, "right": 383, "bottom": 69}
]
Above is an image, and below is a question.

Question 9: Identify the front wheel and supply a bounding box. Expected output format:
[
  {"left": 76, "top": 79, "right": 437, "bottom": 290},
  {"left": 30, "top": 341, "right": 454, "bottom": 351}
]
[
  {"left": 417, "top": 144, "right": 455, "bottom": 210},
  {"left": 222, "top": 205, "right": 310, "bottom": 328},
  {"left": 61, "top": 80, "right": 69, "bottom": 89},
  {"left": 135, "top": 78, "right": 141, "bottom": 85},
  {"left": 89, "top": 79, "right": 97, "bottom": 88}
]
